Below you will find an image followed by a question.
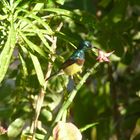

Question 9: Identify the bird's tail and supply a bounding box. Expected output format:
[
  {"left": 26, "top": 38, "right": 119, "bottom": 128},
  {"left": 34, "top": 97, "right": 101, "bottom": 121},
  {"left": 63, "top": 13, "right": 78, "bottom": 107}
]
[{"left": 45, "top": 70, "right": 63, "bottom": 81}]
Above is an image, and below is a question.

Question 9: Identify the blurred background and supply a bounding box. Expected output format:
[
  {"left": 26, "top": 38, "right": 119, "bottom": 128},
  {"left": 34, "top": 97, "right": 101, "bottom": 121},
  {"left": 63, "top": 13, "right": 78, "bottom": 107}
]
[{"left": 0, "top": 0, "right": 140, "bottom": 140}]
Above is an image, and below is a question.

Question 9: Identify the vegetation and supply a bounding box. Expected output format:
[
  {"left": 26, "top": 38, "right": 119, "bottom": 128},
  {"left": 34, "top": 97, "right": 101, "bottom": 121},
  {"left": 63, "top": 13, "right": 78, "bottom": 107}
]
[{"left": 0, "top": 0, "right": 140, "bottom": 139}]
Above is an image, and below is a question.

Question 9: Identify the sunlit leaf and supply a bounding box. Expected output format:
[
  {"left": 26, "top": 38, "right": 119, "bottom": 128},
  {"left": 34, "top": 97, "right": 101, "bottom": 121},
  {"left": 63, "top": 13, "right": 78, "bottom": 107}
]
[
  {"left": 0, "top": 14, "right": 8, "bottom": 20},
  {"left": 21, "top": 133, "right": 33, "bottom": 140},
  {"left": 56, "top": 0, "right": 66, "bottom": 5},
  {"left": 30, "top": 53, "right": 45, "bottom": 86},
  {"left": 18, "top": 30, "right": 47, "bottom": 58},
  {"left": 12, "top": 0, "right": 23, "bottom": 9},
  {"left": 32, "top": 3, "right": 44, "bottom": 13},
  {"left": 7, "top": 117, "right": 25, "bottom": 138},
  {"left": 17, "top": 8, "right": 54, "bottom": 34},
  {"left": 0, "top": 20, "right": 16, "bottom": 83},
  {"left": 18, "top": 16, "right": 52, "bottom": 52},
  {"left": 41, "top": 108, "right": 52, "bottom": 121},
  {"left": 46, "top": 8, "right": 71, "bottom": 16}
]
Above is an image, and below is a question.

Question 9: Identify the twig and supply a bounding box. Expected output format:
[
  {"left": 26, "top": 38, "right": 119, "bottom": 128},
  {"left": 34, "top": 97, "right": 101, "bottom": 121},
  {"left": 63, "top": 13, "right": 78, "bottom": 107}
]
[
  {"left": 44, "top": 62, "right": 100, "bottom": 140},
  {"left": 31, "top": 22, "right": 63, "bottom": 139}
]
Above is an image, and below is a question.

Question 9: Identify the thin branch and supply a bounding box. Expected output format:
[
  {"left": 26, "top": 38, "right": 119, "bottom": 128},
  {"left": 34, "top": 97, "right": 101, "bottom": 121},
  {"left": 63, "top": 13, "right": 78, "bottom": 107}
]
[
  {"left": 44, "top": 62, "right": 100, "bottom": 140},
  {"left": 31, "top": 22, "right": 63, "bottom": 139}
]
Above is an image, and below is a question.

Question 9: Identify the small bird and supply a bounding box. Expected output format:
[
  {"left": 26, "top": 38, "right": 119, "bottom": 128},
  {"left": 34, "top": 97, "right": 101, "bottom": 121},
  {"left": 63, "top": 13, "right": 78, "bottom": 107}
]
[{"left": 46, "top": 40, "right": 93, "bottom": 80}]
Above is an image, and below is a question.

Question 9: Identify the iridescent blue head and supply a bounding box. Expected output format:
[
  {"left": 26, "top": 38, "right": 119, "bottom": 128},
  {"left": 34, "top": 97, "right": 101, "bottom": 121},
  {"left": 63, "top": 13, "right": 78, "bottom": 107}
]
[{"left": 78, "top": 40, "right": 92, "bottom": 51}]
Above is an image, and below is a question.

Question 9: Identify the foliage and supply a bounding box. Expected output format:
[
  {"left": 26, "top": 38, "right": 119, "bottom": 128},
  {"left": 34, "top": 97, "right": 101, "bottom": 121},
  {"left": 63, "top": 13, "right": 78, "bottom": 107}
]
[{"left": 0, "top": 0, "right": 140, "bottom": 140}]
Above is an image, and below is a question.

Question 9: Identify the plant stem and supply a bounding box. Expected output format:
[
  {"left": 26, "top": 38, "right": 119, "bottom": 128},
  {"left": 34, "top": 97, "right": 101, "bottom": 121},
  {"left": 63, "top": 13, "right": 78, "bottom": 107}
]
[
  {"left": 44, "top": 62, "right": 100, "bottom": 140},
  {"left": 31, "top": 23, "right": 63, "bottom": 139}
]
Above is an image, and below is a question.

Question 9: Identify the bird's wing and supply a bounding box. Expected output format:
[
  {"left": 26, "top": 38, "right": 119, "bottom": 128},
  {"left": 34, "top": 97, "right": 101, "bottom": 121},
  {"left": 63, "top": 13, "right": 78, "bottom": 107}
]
[
  {"left": 61, "top": 59, "right": 75, "bottom": 70},
  {"left": 61, "top": 59, "right": 85, "bottom": 70}
]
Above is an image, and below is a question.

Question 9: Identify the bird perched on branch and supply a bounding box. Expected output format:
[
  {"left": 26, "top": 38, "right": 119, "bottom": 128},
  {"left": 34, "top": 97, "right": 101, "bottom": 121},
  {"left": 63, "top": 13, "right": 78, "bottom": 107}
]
[{"left": 46, "top": 40, "right": 93, "bottom": 81}]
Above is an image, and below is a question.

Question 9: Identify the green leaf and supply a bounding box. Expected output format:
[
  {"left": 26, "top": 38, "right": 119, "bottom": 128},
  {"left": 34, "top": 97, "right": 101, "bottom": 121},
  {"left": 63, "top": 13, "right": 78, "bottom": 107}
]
[
  {"left": 21, "top": 133, "right": 33, "bottom": 140},
  {"left": 55, "top": 32, "right": 77, "bottom": 47},
  {"left": 46, "top": 8, "right": 71, "bottom": 16},
  {"left": 98, "top": 0, "right": 111, "bottom": 8},
  {"left": 56, "top": 0, "right": 66, "bottom": 5},
  {"left": 18, "top": 30, "right": 47, "bottom": 58},
  {"left": 0, "top": 14, "right": 8, "bottom": 20},
  {"left": 30, "top": 53, "right": 45, "bottom": 86},
  {"left": 45, "top": 8, "right": 96, "bottom": 27},
  {"left": 7, "top": 117, "right": 25, "bottom": 138},
  {"left": 17, "top": 8, "right": 54, "bottom": 35},
  {"left": 80, "top": 122, "right": 99, "bottom": 132},
  {"left": 0, "top": 20, "right": 16, "bottom": 83},
  {"left": 41, "top": 108, "right": 53, "bottom": 121},
  {"left": 18, "top": 16, "right": 52, "bottom": 52},
  {"left": 33, "top": 3, "right": 44, "bottom": 12},
  {"left": 19, "top": 53, "right": 28, "bottom": 77},
  {"left": 36, "top": 133, "right": 45, "bottom": 140}
]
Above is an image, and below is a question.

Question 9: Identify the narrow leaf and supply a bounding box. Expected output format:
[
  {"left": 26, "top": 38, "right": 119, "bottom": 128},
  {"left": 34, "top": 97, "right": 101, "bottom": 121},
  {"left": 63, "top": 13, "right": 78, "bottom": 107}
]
[
  {"left": 30, "top": 53, "right": 45, "bottom": 86},
  {"left": 80, "top": 122, "right": 99, "bottom": 132},
  {"left": 18, "top": 30, "right": 47, "bottom": 58},
  {"left": 46, "top": 8, "right": 96, "bottom": 27},
  {"left": 18, "top": 16, "right": 52, "bottom": 52},
  {"left": 33, "top": 3, "right": 44, "bottom": 12},
  {"left": 46, "top": 8, "right": 71, "bottom": 16},
  {"left": 0, "top": 20, "right": 16, "bottom": 83},
  {"left": 17, "top": 8, "right": 54, "bottom": 35},
  {"left": 19, "top": 53, "right": 28, "bottom": 77},
  {"left": 7, "top": 117, "right": 25, "bottom": 138}
]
